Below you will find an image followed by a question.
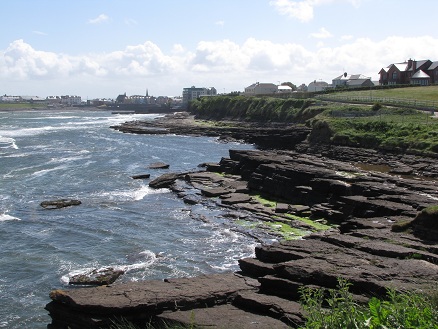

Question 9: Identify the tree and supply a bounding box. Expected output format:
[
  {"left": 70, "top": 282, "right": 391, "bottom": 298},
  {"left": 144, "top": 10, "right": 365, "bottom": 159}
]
[{"left": 281, "top": 82, "right": 297, "bottom": 91}]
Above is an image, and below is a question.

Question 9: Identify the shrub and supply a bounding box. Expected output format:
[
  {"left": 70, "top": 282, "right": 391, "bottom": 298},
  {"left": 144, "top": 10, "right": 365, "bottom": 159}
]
[
  {"left": 371, "top": 102, "right": 382, "bottom": 111},
  {"left": 299, "top": 278, "right": 438, "bottom": 329}
]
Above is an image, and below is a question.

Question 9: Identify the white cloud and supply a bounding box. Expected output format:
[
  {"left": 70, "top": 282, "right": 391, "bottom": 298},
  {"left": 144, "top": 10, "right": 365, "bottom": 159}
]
[
  {"left": 270, "top": 0, "right": 362, "bottom": 22},
  {"left": 125, "top": 18, "right": 138, "bottom": 26},
  {"left": 341, "top": 35, "right": 354, "bottom": 41},
  {"left": 32, "top": 31, "right": 47, "bottom": 36},
  {"left": 88, "top": 14, "right": 109, "bottom": 24},
  {"left": 172, "top": 44, "right": 185, "bottom": 54},
  {"left": 310, "top": 27, "right": 333, "bottom": 39},
  {"left": 270, "top": 0, "right": 314, "bottom": 22},
  {"left": 215, "top": 20, "right": 225, "bottom": 26},
  {"left": 2, "top": 35, "right": 438, "bottom": 97}
]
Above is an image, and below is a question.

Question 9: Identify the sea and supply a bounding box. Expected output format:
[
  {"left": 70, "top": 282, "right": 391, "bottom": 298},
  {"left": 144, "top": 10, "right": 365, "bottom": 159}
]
[{"left": 0, "top": 109, "right": 267, "bottom": 328}]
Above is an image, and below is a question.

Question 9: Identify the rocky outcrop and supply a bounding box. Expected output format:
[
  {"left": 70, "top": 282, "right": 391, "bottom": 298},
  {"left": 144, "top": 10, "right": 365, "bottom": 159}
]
[
  {"left": 148, "top": 162, "right": 170, "bottom": 169},
  {"left": 148, "top": 173, "right": 184, "bottom": 189},
  {"left": 69, "top": 268, "right": 124, "bottom": 286},
  {"left": 40, "top": 199, "right": 81, "bottom": 209},
  {"left": 46, "top": 148, "right": 438, "bottom": 328},
  {"left": 131, "top": 173, "right": 150, "bottom": 179},
  {"left": 46, "top": 273, "right": 264, "bottom": 329},
  {"left": 111, "top": 113, "right": 311, "bottom": 149},
  {"left": 410, "top": 205, "right": 438, "bottom": 241}
]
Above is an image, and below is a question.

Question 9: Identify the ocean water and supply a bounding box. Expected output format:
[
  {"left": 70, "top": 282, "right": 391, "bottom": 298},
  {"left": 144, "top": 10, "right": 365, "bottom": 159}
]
[{"left": 0, "top": 109, "right": 260, "bottom": 328}]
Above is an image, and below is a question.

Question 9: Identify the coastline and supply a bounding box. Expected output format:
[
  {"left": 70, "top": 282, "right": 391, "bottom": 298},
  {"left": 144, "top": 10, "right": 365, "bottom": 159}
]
[{"left": 46, "top": 112, "right": 438, "bottom": 328}]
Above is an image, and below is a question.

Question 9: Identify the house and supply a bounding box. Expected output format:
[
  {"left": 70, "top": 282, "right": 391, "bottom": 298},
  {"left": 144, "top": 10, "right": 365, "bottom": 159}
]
[
  {"left": 379, "top": 59, "right": 438, "bottom": 86},
  {"left": 308, "top": 80, "right": 329, "bottom": 92},
  {"left": 60, "top": 95, "right": 81, "bottom": 106},
  {"left": 182, "top": 86, "right": 217, "bottom": 104},
  {"left": 332, "top": 73, "right": 374, "bottom": 88},
  {"left": 277, "top": 85, "right": 293, "bottom": 93},
  {"left": 244, "top": 82, "right": 277, "bottom": 96}
]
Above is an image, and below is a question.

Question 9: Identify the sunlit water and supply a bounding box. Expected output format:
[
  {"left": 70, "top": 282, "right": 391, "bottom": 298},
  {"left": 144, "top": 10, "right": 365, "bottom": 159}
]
[{"left": 0, "top": 109, "right": 259, "bottom": 328}]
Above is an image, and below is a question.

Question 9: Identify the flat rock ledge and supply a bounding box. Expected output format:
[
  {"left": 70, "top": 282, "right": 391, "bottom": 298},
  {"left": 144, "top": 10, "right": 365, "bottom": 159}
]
[{"left": 46, "top": 149, "right": 438, "bottom": 328}]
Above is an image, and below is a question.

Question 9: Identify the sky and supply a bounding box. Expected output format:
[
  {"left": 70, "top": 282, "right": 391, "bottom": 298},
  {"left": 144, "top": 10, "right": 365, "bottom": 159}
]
[{"left": 1, "top": 0, "right": 438, "bottom": 99}]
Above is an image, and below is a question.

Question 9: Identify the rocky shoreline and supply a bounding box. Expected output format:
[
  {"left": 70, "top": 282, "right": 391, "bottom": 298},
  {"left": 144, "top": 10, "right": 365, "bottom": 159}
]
[{"left": 46, "top": 113, "right": 438, "bottom": 328}]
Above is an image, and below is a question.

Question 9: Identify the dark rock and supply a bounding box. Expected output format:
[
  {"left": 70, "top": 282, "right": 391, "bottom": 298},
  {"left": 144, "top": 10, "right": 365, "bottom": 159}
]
[
  {"left": 40, "top": 199, "right": 81, "bottom": 209},
  {"left": 389, "top": 166, "right": 414, "bottom": 175},
  {"left": 69, "top": 268, "right": 124, "bottom": 286},
  {"left": 149, "top": 173, "right": 182, "bottom": 188},
  {"left": 182, "top": 195, "right": 201, "bottom": 205},
  {"left": 157, "top": 303, "right": 292, "bottom": 329},
  {"left": 233, "top": 291, "right": 305, "bottom": 327},
  {"left": 131, "top": 173, "right": 150, "bottom": 179},
  {"left": 200, "top": 187, "right": 230, "bottom": 197},
  {"left": 47, "top": 273, "right": 257, "bottom": 328},
  {"left": 149, "top": 162, "right": 170, "bottom": 169},
  {"left": 275, "top": 203, "right": 289, "bottom": 213},
  {"left": 238, "top": 258, "right": 276, "bottom": 278},
  {"left": 45, "top": 141, "right": 438, "bottom": 328},
  {"left": 221, "top": 193, "right": 253, "bottom": 205},
  {"left": 411, "top": 205, "right": 438, "bottom": 241}
]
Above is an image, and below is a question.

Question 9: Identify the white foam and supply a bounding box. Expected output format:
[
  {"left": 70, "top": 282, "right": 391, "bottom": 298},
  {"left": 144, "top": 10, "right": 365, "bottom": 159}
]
[
  {"left": 60, "top": 250, "right": 157, "bottom": 284},
  {"left": 121, "top": 250, "right": 156, "bottom": 272},
  {"left": 0, "top": 213, "right": 21, "bottom": 222},
  {"left": 31, "top": 164, "right": 68, "bottom": 177},
  {"left": 94, "top": 185, "right": 168, "bottom": 202},
  {"left": 0, "top": 136, "right": 18, "bottom": 149}
]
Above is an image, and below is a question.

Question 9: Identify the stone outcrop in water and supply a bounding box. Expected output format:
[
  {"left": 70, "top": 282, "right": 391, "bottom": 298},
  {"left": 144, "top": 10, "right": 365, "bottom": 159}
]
[
  {"left": 148, "top": 162, "right": 170, "bottom": 169},
  {"left": 40, "top": 199, "right": 81, "bottom": 209},
  {"left": 110, "top": 113, "right": 311, "bottom": 150},
  {"left": 69, "top": 267, "right": 124, "bottom": 286},
  {"left": 46, "top": 146, "right": 438, "bottom": 328}
]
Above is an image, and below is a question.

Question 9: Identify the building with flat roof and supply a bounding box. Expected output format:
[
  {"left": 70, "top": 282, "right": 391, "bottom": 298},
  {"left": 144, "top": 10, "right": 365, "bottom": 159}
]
[{"left": 182, "top": 86, "right": 217, "bottom": 104}]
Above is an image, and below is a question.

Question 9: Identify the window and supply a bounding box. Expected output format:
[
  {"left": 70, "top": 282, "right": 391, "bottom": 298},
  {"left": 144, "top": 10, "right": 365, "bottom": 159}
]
[{"left": 392, "top": 72, "right": 397, "bottom": 80}]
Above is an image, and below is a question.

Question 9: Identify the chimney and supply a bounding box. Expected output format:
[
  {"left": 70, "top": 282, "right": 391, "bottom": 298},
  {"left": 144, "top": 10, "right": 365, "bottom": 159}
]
[
  {"left": 412, "top": 60, "right": 417, "bottom": 72},
  {"left": 407, "top": 58, "right": 413, "bottom": 69}
]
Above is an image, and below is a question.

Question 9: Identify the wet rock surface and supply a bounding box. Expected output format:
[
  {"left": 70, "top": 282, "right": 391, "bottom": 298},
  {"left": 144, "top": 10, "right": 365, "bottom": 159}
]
[
  {"left": 69, "top": 268, "right": 125, "bottom": 286},
  {"left": 40, "top": 199, "right": 81, "bottom": 209},
  {"left": 47, "top": 116, "right": 438, "bottom": 328}
]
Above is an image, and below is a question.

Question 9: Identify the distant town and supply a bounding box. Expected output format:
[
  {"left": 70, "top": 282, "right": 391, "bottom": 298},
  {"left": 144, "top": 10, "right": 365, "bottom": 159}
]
[{"left": 2, "top": 58, "right": 437, "bottom": 111}]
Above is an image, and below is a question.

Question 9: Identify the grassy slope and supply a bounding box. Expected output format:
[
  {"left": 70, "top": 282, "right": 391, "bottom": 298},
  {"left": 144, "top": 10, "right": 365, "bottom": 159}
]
[
  {"left": 188, "top": 86, "right": 438, "bottom": 155},
  {"left": 332, "top": 85, "right": 438, "bottom": 101},
  {"left": 0, "top": 103, "right": 46, "bottom": 109},
  {"left": 308, "top": 104, "right": 438, "bottom": 154}
]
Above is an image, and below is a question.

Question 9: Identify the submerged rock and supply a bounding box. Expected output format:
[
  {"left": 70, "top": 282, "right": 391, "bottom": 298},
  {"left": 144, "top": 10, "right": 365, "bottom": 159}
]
[
  {"left": 40, "top": 199, "right": 81, "bottom": 209},
  {"left": 149, "top": 162, "right": 170, "bottom": 169},
  {"left": 69, "top": 267, "right": 124, "bottom": 286},
  {"left": 131, "top": 173, "right": 151, "bottom": 179},
  {"left": 149, "top": 173, "right": 182, "bottom": 188}
]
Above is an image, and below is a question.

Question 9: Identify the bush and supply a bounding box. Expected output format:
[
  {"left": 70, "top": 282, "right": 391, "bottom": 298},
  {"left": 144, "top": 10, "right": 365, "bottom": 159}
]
[
  {"left": 299, "top": 278, "right": 438, "bottom": 329},
  {"left": 371, "top": 102, "right": 382, "bottom": 111}
]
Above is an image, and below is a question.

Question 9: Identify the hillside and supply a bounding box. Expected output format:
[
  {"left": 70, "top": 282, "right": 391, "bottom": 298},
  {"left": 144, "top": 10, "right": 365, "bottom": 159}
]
[{"left": 188, "top": 89, "right": 438, "bottom": 155}]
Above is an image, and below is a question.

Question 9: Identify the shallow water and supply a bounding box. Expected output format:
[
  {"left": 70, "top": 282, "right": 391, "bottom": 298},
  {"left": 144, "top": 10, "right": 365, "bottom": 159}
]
[{"left": 0, "top": 110, "right": 260, "bottom": 328}]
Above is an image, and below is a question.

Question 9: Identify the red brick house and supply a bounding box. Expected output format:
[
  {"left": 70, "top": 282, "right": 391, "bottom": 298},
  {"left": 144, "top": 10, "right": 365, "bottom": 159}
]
[{"left": 379, "top": 59, "right": 438, "bottom": 86}]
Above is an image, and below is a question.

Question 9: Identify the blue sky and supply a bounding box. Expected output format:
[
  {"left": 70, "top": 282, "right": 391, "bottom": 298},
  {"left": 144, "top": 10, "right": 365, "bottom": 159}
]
[{"left": 1, "top": 0, "right": 438, "bottom": 99}]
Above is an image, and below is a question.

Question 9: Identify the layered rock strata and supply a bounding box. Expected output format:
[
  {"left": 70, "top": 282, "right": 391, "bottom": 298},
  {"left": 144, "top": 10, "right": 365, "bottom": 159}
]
[{"left": 47, "top": 148, "right": 438, "bottom": 328}]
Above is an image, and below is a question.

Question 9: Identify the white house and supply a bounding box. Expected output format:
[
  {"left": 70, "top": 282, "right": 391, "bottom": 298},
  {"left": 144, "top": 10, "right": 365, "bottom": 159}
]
[
  {"left": 182, "top": 86, "right": 217, "bottom": 104},
  {"left": 244, "top": 82, "right": 278, "bottom": 95},
  {"left": 332, "top": 73, "right": 374, "bottom": 88},
  {"left": 277, "top": 85, "right": 293, "bottom": 93},
  {"left": 308, "top": 80, "right": 329, "bottom": 92}
]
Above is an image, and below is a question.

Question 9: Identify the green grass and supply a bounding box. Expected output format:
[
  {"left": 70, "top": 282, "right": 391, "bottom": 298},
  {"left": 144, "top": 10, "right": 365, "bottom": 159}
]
[
  {"left": 299, "top": 278, "right": 438, "bottom": 329},
  {"left": 251, "top": 194, "right": 277, "bottom": 207},
  {"left": 0, "top": 102, "right": 46, "bottom": 109},
  {"left": 310, "top": 105, "right": 438, "bottom": 154},
  {"left": 265, "top": 221, "right": 311, "bottom": 240},
  {"left": 284, "top": 214, "right": 331, "bottom": 231},
  {"left": 332, "top": 85, "right": 438, "bottom": 102}
]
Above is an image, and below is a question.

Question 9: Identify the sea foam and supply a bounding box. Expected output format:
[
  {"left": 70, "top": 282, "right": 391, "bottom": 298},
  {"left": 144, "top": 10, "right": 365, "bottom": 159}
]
[{"left": 0, "top": 213, "right": 21, "bottom": 221}]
